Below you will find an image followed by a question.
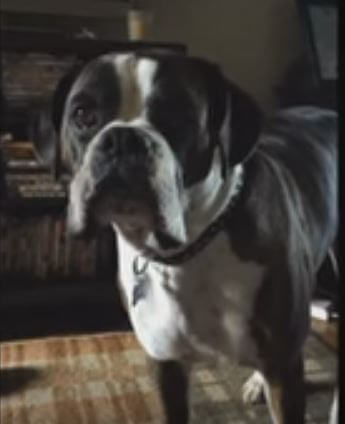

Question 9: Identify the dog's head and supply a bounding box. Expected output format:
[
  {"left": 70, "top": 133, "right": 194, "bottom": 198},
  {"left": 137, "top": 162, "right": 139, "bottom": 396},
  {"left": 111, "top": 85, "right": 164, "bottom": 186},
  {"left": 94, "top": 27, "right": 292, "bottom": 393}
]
[{"left": 31, "top": 53, "right": 262, "bottom": 251}]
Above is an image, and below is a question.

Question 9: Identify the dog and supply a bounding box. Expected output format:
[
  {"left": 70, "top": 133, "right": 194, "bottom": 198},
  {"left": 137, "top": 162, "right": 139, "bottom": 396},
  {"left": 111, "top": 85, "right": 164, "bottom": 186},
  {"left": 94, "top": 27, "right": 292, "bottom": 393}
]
[{"left": 32, "top": 52, "right": 338, "bottom": 423}]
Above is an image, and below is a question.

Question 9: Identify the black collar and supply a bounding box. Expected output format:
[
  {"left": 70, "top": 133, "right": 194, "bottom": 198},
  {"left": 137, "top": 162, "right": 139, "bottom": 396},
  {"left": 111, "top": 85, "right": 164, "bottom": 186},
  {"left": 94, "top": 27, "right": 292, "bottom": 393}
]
[{"left": 133, "top": 187, "right": 241, "bottom": 274}]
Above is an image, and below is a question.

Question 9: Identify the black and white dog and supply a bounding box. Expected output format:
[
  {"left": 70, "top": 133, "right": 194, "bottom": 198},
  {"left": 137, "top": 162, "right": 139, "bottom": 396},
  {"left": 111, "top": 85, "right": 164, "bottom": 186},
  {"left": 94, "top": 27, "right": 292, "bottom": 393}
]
[{"left": 32, "top": 53, "right": 338, "bottom": 424}]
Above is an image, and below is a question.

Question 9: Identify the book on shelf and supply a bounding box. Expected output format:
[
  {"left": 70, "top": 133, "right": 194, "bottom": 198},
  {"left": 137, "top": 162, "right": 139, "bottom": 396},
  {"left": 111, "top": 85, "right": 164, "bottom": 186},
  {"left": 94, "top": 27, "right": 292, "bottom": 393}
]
[
  {"left": 1, "top": 141, "right": 37, "bottom": 160},
  {"left": 0, "top": 214, "right": 109, "bottom": 280},
  {"left": 3, "top": 140, "right": 70, "bottom": 199},
  {"left": 1, "top": 141, "right": 115, "bottom": 281}
]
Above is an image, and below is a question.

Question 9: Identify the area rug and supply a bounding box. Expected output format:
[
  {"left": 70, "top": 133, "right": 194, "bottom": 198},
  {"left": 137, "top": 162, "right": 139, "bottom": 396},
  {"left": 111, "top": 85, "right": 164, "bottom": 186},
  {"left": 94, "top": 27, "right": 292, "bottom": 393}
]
[{"left": 0, "top": 331, "right": 337, "bottom": 424}]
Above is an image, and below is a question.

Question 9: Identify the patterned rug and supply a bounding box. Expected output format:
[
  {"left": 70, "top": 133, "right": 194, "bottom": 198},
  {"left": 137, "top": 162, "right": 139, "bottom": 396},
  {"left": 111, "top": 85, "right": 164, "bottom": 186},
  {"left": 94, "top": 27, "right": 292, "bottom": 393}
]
[{"left": 0, "top": 331, "right": 336, "bottom": 424}]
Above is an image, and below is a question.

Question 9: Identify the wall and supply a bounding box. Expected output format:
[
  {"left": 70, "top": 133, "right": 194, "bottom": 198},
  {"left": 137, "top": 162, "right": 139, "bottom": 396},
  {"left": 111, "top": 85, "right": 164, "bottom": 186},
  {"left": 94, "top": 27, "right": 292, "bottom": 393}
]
[
  {"left": 2, "top": 0, "right": 306, "bottom": 111},
  {"left": 146, "top": 0, "right": 305, "bottom": 112}
]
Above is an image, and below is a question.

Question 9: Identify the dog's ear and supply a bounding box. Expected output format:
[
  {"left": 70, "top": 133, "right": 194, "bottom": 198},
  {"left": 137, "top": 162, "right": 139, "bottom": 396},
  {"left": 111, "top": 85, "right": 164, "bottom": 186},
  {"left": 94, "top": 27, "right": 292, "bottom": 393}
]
[
  {"left": 198, "top": 60, "right": 263, "bottom": 172},
  {"left": 221, "top": 79, "right": 263, "bottom": 167},
  {"left": 29, "top": 65, "right": 82, "bottom": 177}
]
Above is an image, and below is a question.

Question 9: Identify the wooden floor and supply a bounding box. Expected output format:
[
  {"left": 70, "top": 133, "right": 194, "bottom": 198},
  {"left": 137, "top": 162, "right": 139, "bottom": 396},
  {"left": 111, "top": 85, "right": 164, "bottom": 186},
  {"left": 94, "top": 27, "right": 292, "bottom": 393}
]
[
  {"left": 1, "top": 331, "right": 336, "bottom": 424},
  {"left": 311, "top": 318, "right": 338, "bottom": 352}
]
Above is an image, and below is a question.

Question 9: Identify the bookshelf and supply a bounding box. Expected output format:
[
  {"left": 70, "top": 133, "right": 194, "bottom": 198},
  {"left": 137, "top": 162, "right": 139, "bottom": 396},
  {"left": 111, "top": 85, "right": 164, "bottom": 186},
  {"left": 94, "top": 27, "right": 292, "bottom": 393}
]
[
  {"left": 1, "top": 32, "right": 186, "bottom": 282},
  {"left": 0, "top": 30, "right": 187, "bottom": 339},
  {"left": 1, "top": 140, "right": 116, "bottom": 284}
]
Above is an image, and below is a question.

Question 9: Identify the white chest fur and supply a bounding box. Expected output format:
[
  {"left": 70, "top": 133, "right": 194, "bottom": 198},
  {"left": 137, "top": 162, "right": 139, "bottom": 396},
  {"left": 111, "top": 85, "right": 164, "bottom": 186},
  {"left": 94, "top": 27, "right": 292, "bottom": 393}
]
[{"left": 116, "top": 230, "right": 265, "bottom": 366}]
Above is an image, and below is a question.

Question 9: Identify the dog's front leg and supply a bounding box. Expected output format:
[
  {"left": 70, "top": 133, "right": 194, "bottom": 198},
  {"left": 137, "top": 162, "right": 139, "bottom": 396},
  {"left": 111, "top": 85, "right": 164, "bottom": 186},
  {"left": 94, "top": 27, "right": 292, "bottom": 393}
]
[
  {"left": 263, "top": 355, "right": 305, "bottom": 424},
  {"left": 148, "top": 358, "right": 190, "bottom": 424}
]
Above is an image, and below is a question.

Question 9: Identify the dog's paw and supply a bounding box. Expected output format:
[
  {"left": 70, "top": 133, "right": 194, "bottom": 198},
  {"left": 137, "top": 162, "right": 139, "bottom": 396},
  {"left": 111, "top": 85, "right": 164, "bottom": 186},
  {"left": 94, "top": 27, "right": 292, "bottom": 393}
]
[{"left": 242, "top": 371, "right": 265, "bottom": 405}]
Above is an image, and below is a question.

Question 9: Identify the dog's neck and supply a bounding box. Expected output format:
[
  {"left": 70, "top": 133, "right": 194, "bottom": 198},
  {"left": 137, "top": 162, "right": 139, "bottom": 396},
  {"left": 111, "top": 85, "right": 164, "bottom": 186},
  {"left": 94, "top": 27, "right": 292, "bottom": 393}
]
[
  {"left": 184, "top": 148, "right": 243, "bottom": 242},
  {"left": 114, "top": 148, "right": 244, "bottom": 263}
]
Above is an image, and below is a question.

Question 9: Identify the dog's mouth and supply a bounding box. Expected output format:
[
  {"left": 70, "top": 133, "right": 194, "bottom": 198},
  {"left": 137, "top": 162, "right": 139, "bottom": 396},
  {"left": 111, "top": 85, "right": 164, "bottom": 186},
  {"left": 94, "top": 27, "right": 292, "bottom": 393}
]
[{"left": 66, "top": 163, "right": 187, "bottom": 252}]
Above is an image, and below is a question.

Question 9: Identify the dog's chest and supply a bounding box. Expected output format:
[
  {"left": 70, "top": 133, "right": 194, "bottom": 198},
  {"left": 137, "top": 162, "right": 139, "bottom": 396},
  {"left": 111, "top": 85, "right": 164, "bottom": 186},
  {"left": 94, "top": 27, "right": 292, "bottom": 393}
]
[{"left": 117, "top": 232, "right": 265, "bottom": 364}]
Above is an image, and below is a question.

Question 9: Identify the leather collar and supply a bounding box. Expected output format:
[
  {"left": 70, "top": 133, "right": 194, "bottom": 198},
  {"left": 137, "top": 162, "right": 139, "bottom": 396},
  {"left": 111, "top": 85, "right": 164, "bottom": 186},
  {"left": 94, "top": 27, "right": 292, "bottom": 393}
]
[{"left": 133, "top": 186, "right": 242, "bottom": 274}]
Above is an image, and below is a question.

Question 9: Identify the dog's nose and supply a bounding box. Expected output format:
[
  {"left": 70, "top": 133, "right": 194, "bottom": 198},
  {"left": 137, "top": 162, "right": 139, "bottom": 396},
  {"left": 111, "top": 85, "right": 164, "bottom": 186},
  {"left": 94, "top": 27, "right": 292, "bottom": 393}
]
[
  {"left": 99, "top": 127, "right": 146, "bottom": 159},
  {"left": 91, "top": 126, "right": 149, "bottom": 189}
]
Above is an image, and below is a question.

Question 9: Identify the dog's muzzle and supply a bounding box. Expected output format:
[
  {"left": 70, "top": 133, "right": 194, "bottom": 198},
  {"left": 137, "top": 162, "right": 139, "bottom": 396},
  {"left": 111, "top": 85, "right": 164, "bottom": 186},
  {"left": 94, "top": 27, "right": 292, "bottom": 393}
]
[
  {"left": 66, "top": 124, "right": 187, "bottom": 248},
  {"left": 90, "top": 126, "right": 152, "bottom": 190}
]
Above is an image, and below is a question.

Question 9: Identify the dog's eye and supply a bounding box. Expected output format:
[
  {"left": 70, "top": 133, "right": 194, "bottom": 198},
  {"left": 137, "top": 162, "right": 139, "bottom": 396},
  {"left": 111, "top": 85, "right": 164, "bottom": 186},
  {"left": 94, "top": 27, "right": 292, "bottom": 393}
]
[{"left": 73, "top": 106, "right": 98, "bottom": 130}]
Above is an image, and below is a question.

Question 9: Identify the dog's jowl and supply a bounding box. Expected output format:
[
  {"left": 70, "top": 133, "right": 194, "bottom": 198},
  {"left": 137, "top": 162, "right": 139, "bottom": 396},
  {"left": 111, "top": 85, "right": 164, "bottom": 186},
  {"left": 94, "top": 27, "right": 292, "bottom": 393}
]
[{"left": 32, "top": 52, "right": 338, "bottom": 424}]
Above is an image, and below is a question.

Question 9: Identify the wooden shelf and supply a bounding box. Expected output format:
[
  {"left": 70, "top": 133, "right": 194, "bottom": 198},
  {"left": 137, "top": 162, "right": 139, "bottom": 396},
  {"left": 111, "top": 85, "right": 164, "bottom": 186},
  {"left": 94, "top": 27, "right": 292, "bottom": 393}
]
[{"left": 2, "top": 29, "right": 187, "bottom": 58}]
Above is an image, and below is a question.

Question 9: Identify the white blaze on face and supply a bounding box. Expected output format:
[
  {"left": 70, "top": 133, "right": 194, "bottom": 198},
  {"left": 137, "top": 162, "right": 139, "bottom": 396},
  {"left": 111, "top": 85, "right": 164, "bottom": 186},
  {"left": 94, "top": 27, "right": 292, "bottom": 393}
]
[
  {"left": 113, "top": 54, "right": 141, "bottom": 120},
  {"left": 136, "top": 58, "right": 159, "bottom": 114},
  {"left": 113, "top": 54, "right": 158, "bottom": 121}
]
